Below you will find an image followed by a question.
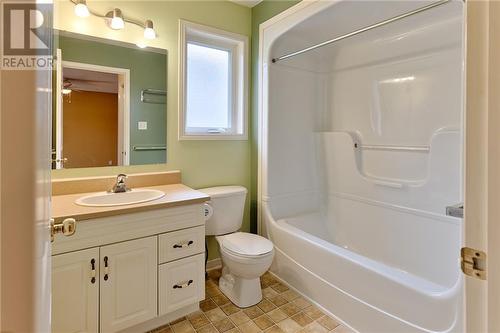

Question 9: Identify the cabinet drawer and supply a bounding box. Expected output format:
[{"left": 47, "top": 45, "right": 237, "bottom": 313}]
[
  {"left": 159, "top": 254, "right": 205, "bottom": 315},
  {"left": 158, "top": 226, "right": 205, "bottom": 264}
]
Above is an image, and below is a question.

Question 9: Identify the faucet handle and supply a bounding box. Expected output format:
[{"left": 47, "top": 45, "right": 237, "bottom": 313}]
[{"left": 116, "top": 173, "right": 127, "bottom": 183}]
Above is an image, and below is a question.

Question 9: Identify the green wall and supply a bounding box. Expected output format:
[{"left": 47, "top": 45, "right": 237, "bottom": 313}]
[
  {"left": 58, "top": 35, "right": 167, "bottom": 165},
  {"left": 249, "top": 1, "right": 300, "bottom": 233},
  {"left": 53, "top": 0, "right": 299, "bottom": 261},
  {"left": 53, "top": 1, "right": 252, "bottom": 261}
]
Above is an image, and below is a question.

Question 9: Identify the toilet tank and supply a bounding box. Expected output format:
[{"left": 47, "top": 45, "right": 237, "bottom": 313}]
[{"left": 198, "top": 186, "right": 247, "bottom": 236}]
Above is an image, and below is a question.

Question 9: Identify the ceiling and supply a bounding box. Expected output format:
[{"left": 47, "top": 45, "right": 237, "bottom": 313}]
[{"left": 228, "top": 0, "right": 263, "bottom": 8}]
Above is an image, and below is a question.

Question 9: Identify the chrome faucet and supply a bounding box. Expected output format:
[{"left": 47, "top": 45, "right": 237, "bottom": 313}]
[{"left": 111, "top": 174, "right": 130, "bottom": 193}]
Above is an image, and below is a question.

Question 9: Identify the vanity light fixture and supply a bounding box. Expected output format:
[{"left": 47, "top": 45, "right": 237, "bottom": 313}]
[
  {"left": 144, "top": 20, "right": 156, "bottom": 40},
  {"left": 70, "top": 0, "right": 157, "bottom": 44},
  {"left": 106, "top": 8, "right": 125, "bottom": 30},
  {"left": 74, "top": 0, "right": 90, "bottom": 17}
]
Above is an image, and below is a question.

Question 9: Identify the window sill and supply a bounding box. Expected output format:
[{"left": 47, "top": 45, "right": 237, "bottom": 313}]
[{"left": 178, "top": 133, "right": 248, "bottom": 141}]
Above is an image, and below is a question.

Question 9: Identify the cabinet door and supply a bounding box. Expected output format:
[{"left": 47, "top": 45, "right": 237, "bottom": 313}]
[
  {"left": 52, "top": 248, "right": 99, "bottom": 333},
  {"left": 100, "top": 236, "right": 157, "bottom": 333}
]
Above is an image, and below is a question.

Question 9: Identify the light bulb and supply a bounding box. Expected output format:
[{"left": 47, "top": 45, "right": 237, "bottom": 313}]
[
  {"left": 144, "top": 20, "right": 156, "bottom": 40},
  {"left": 74, "top": 0, "right": 90, "bottom": 17},
  {"left": 62, "top": 88, "right": 72, "bottom": 95},
  {"left": 107, "top": 8, "right": 124, "bottom": 30}
]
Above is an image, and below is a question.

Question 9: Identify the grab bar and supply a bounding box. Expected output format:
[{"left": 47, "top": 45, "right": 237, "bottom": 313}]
[
  {"left": 133, "top": 145, "right": 166, "bottom": 151},
  {"left": 141, "top": 89, "right": 166, "bottom": 104},
  {"left": 354, "top": 143, "right": 430, "bottom": 152}
]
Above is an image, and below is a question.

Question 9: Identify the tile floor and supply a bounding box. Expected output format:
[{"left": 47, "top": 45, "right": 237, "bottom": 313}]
[{"left": 148, "top": 269, "right": 354, "bottom": 333}]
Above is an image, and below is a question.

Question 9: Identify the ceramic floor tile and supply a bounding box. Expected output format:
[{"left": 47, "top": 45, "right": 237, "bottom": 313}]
[
  {"left": 172, "top": 321, "right": 196, "bottom": 333},
  {"left": 201, "top": 299, "right": 219, "bottom": 312},
  {"left": 197, "top": 324, "right": 219, "bottom": 333},
  {"left": 230, "top": 311, "right": 252, "bottom": 326},
  {"left": 206, "top": 308, "right": 228, "bottom": 323},
  {"left": 316, "top": 316, "right": 340, "bottom": 331},
  {"left": 302, "top": 306, "right": 324, "bottom": 321},
  {"left": 244, "top": 306, "right": 264, "bottom": 319},
  {"left": 297, "top": 322, "right": 329, "bottom": 333},
  {"left": 262, "top": 287, "right": 279, "bottom": 299},
  {"left": 277, "top": 318, "right": 302, "bottom": 333},
  {"left": 257, "top": 299, "right": 277, "bottom": 313},
  {"left": 290, "top": 313, "right": 314, "bottom": 327},
  {"left": 271, "top": 283, "right": 289, "bottom": 294},
  {"left": 281, "top": 290, "right": 300, "bottom": 302},
  {"left": 253, "top": 315, "right": 274, "bottom": 330},
  {"left": 213, "top": 318, "right": 235, "bottom": 333},
  {"left": 265, "top": 325, "right": 285, "bottom": 333},
  {"left": 188, "top": 312, "right": 211, "bottom": 329},
  {"left": 268, "top": 295, "right": 288, "bottom": 307},
  {"left": 213, "top": 294, "right": 231, "bottom": 306},
  {"left": 221, "top": 303, "right": 241, "bottom": 316},
  {"left": 238, "top": 321, "right": 261, "bottom": 333},
  {"left": 292, "top": 297, "right": 311, "bottom": 310},
  {"left": 267, "top": 308, "right": 288, "bottom": 323},
  {"left": 280, "top": 303, "right": 301, "bottom": 317}
]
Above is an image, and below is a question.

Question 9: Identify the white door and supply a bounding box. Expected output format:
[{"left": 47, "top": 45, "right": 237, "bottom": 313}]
[
  {"left": 52, "top": 248, "right": 99, "bottom": 333},
  {"left": 55, "top": 48, "right": 64, "bottom": 169},
  {"left": 100, "top": 237, "right": 157, "bottom": 333}
]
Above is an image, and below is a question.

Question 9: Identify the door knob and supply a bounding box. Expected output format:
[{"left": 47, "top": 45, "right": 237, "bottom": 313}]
[{"left": 51, "top": 218, "right": 76, "bottom": 242}]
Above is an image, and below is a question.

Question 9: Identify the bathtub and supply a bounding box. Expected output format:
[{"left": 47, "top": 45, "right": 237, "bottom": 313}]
[
  {"left": 258, "top": 0, "right": 465, "bottom": 331},
  {"left": 263, "top": 200, "right": 463, "bottom": 333}
]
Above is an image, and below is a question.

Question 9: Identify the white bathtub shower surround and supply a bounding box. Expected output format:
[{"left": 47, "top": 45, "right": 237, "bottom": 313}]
[{"left": 259, "top": 1, "right": 464, "bottom": 332}]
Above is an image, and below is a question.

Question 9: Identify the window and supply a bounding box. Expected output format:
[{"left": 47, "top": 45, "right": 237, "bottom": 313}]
[{"left": 179, "top": 20, "right": 248, "bottom": 140}]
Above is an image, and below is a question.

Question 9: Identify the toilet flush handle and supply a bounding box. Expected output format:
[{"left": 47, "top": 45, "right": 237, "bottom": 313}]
[{"left": 203, "top": 202, "right": 213, "bottom": 220}]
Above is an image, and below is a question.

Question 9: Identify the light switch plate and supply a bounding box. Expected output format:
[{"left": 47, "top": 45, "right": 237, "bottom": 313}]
[{"left": 138, "top": 121, "right": 148, "bottom": 130}]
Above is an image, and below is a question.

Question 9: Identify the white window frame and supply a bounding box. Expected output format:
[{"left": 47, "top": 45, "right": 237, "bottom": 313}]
[{"left": 178, "top": 20, "right": 248, "bottom": 140}]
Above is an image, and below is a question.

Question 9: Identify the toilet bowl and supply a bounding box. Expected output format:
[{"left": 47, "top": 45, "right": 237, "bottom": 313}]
[
  {"left": 199, "top": 186, "right": 275, "bottom": 308},
  {"left": 217, "top": 232, "right": 274, "bottom": 307}
]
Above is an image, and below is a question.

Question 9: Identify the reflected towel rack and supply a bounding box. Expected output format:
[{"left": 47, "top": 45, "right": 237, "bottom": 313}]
[
  {"left": 354, "top": 143, "right": 430, "bottom": 152},
  {"left": 271, "top": 0, "right": 451, "bottom": 63},
  {"left": 133, "top": 145, "right": 166, "bottom": 151},
  {"left": 141, "top": 89, "right": 166, "bottom": 104}
]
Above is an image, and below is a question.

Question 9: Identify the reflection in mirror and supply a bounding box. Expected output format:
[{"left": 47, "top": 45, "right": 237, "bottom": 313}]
[{"left": 52, "top": 30, "right": 167, "bottom": 169}]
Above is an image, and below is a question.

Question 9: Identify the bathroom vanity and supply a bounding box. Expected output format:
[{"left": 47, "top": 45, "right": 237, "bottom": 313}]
[{"left": 51, "top": 177, "right": 209, "bottom": 333}]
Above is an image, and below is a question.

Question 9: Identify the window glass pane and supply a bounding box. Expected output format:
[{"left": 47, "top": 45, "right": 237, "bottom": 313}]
[{"left": 186, "top": 42, "right": 230, "bottom": 129}]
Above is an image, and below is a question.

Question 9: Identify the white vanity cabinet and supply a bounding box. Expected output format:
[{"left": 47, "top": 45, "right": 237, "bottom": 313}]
[{"left": 51, "top": 204, "right": 206, "bottom": 333}]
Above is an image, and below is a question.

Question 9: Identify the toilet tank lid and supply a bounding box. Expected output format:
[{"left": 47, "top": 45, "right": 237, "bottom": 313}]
[{"left": 198, "top": 186, "right": 247, "bottom": 199}]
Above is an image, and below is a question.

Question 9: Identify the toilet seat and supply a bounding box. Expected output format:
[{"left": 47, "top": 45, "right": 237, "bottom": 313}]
[{"left": 217, "top": 232, "right": 274, "bottom": 259}]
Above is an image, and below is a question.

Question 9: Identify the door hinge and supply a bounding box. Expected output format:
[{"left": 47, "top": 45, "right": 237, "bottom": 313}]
[{"left": 461, "top": 247, "right": 487, "bottom": 280}]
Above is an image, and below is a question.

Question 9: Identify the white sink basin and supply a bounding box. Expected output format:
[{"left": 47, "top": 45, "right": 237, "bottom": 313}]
[{"left": 75, "top": 189, "right": 165, "bottom": 207}]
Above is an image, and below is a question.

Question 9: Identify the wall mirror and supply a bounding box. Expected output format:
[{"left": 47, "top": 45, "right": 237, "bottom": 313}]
[{"left": 52, "top": 30, "right": 167, "bottom": 169}]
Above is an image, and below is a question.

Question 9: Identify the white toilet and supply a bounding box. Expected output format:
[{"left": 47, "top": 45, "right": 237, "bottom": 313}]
[{"left": 200, "top": 186, "right": 274, "bottom": 308}]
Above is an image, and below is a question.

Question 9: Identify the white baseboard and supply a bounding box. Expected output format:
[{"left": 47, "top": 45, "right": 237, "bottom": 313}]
[{"left": 206, "top": 258, "right": 222, "bottom": 271}]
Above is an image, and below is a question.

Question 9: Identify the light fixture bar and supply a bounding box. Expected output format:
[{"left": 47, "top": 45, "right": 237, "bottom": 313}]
[{"left": 69, "top": 0, "right": 157, "bottom": 38}]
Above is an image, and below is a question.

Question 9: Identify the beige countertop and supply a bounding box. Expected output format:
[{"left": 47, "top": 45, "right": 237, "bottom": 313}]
[{"left": 51, "top": 183, "right": 210, "bottom": 223}]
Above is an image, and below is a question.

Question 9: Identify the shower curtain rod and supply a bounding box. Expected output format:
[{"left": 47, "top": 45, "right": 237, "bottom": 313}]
[{"left": 271, "top": 0, "right": 451, "bottom": 63}]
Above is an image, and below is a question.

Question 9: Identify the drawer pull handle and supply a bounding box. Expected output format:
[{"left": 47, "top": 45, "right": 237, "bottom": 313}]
[
  {"left": 103, "top": 256, "right": 109, "bottom": 281},
  {"left": 90, "top": 258, "right": 96, "bottom": 284},
  {"left": 173, "top": 279, "right": 193, "bottom": 289},
  {"left": 173, "top": 240, "right": 194, "bottom": 249}
]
